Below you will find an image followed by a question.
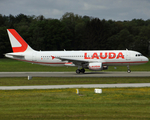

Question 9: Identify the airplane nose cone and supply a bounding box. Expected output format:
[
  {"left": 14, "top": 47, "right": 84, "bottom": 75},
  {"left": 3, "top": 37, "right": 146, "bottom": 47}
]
[{"left": 145, "top": 57, "right": 149, "bottom": 62}]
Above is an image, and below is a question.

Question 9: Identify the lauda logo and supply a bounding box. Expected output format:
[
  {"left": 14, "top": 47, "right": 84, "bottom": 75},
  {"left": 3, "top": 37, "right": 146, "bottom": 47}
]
[{"left": 84, "top": 52, "right": 125, "bottom": 59}]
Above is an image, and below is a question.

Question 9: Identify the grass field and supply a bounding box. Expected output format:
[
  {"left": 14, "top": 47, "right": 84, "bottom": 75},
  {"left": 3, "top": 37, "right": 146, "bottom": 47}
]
[
  {"left": 0, "top": 58, "right": 150, "bottom": 72},
  {"left": 0, "top": 77, "right": 150, "bottom": 86},
  {"left": 0, "top": 58, "right": 150, "bottom": 119},
  {"left": 0, "top": 77, "right": 150, "bottom": 119},
  {"left": 0, "top": 88, "right": 150, "bottom": 119}
]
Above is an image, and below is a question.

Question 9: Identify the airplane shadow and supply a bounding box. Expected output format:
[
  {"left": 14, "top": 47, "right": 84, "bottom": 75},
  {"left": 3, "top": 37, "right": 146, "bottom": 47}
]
[{"left": 81, "top": 72, "right": 111, "bottom": 74}]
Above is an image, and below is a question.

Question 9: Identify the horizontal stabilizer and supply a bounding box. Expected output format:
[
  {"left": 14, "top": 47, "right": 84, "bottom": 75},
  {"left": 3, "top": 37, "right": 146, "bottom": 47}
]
[{"left": 5, "top": 53, "right": 24, "bottom": 59}]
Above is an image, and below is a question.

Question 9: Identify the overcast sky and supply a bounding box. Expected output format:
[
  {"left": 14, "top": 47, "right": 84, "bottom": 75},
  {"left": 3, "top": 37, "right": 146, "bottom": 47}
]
[{"left": 0, "top": 0, "right": 150, "bottom": 21}]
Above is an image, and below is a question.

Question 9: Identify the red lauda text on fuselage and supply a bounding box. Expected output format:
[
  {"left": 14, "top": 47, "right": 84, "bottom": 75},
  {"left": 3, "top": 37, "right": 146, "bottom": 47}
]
[{"left": 84, "top": 52, "right": 125, "bottom": 59}]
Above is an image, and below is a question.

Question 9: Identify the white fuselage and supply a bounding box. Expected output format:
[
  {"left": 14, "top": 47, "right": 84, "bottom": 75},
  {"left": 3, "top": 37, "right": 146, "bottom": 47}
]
[
  {"left": 6, "top": 50, "right": 149, "bottom": 67},
  {"left": 5, "top": 29, "right": 149, "bottom": 73}
]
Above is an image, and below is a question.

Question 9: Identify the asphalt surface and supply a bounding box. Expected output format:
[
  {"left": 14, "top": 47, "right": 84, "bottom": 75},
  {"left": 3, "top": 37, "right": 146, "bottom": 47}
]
[
  {"left": 0, "top": 83, "right": 150, "bottom": 90},
  {"left": 0, "top": 72, "right": 150, "bottom": 90},
  {"left": 0, "top": 72, "right": 150, "bottom": 77}
]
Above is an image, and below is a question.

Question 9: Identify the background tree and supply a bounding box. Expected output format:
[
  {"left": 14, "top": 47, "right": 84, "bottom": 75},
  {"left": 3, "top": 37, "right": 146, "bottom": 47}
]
[{"left": 0, "top": 12, "right": 150, "bottom": 58}]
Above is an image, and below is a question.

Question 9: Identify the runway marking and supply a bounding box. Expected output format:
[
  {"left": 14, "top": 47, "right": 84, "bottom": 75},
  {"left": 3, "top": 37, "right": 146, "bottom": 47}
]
[
  {"left": 0, "top": 83, "right": 150, "bottom": 90},
  {"left": 0, "top": 72, "right": 150, "bottom": 77}
]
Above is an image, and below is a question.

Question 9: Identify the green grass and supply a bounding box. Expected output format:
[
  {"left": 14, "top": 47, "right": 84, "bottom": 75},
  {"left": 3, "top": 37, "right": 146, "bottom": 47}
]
[
  {"left": 0, "top": 58, "right": 74, "bottom": 72},
  {"left": 0, "top": 77, "right": 150, "bottom": 86},
  {"left": 1, "top": 59, "right": 150, "bottom": 119},
  {"left": 0, "top": 58, "right": 150, "bottom": 72},
  {"left": 0, "top": 88, "right": 150, "bottom": 120}
]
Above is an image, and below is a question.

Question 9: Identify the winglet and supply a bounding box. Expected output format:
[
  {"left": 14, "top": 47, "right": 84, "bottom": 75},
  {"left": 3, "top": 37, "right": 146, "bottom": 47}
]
[{"left": 7, "top": 29, "right": 34, "bottom": 52}]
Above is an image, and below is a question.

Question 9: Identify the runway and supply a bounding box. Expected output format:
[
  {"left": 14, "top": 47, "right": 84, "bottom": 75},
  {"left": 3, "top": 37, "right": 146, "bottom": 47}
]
[
  {"left": 0, "top": 72, "right": 150, "bottom": 77},
  {"left": 0, "top": 83, "right": 150, "bottom": 90},
  {"left": 0, "top": 72, "right": 150, "bottom": 90}
]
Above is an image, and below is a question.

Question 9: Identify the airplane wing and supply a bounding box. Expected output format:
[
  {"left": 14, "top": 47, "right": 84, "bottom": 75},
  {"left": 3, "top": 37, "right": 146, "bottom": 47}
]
[{"left": 54, "top": 56, "right": 99, "bottom": 66}]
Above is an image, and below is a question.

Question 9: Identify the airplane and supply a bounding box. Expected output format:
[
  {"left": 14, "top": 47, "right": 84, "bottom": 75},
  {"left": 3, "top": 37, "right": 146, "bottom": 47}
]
[{"left": 5, "top": 29, "right": 149, "bottom": 74}]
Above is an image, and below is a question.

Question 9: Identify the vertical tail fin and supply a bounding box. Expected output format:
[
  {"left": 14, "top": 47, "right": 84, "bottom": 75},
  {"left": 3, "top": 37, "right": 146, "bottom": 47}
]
[{"left": 7, "top": 29, "right": 34, "bottom": 53}]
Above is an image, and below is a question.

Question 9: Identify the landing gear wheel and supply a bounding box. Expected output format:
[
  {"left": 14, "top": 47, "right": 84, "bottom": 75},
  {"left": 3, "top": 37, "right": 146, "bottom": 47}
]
[
  {"left": 127, "top": 65, "right": 131, "bottom": 73},
  {"left": 80, "top": 69, "right": 85, "bottom": 74},
  {"left": 127, "top": 70, "right": 131, "bottom": 73},
  {"left": 76, "top": 69, "right": 81, "bottom": 74}
]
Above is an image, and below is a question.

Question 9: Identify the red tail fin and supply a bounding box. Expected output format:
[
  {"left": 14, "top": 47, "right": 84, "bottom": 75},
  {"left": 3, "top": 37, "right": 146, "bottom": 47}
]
[{"left": 7, "top": 29, "right": 33, "bottom": 52}]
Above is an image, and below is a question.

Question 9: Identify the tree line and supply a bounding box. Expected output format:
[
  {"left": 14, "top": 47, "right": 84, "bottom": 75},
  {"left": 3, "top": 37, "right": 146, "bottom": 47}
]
[{"left": 0, "top": 12, "right": 150, "bottom": 58}]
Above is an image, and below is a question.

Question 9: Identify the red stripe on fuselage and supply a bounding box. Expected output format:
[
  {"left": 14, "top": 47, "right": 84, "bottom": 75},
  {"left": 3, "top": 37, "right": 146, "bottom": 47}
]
[
  {"left": 103, "top": 61, "right": 147, "bottom": 64},
  {"left": 14, "top": 58, "right": 65, "bottom": 64},
  {"left": 13, "top": 58, "right": 147, "bottom": 65}
]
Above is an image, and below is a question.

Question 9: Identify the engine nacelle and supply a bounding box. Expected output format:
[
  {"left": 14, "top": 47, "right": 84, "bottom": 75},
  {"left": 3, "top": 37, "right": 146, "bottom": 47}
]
[
  {"left": 88, "top": 63, "right": 103, "bottom": 71},
  {"left": 88, "top": 63, "right": 108, "bottom": 71}
]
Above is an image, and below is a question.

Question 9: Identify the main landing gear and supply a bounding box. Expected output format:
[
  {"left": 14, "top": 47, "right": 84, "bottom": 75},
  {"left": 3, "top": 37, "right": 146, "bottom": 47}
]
[
  {"left": 127, "top": 65, "right": 131, "bottom": 73},
  {"left": 76, "top": 68, "right": 85, "bottom": 74}
]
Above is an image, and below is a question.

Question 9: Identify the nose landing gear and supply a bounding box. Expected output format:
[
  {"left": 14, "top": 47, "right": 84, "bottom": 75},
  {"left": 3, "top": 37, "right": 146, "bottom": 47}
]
[{"left": 127, "top": 65, "right": 131, "bottom": 73}]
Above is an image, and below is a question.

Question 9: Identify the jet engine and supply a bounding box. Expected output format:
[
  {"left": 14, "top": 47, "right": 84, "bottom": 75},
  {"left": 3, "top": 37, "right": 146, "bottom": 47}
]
[{"left": 88, "top": 63, "right": 108, "bottom": 71}]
